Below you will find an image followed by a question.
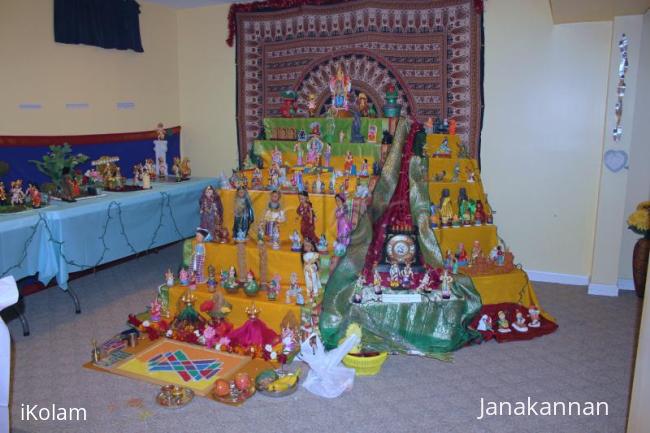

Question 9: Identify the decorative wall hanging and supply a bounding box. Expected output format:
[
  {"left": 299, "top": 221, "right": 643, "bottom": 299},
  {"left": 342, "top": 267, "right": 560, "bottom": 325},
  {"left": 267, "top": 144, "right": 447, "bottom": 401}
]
[
  {"left": 229, "top": 0, "right": 484, "bottom": 164},
  {"left": 613, "top": 33, "right": 628, "bottom": 141}
]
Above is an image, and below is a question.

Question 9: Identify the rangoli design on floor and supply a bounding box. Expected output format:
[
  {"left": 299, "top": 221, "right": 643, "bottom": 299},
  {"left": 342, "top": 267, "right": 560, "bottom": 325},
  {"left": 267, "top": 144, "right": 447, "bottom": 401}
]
[{"left": 147, "top": 350, "right": 222, "bottom": 382}]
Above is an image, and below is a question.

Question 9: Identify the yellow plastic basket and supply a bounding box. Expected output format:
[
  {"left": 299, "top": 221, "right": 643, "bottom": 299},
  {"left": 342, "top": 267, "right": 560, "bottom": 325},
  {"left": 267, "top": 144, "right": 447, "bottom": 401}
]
[{"left": 342, "top": 352, "right": 388, "bottom": 376}]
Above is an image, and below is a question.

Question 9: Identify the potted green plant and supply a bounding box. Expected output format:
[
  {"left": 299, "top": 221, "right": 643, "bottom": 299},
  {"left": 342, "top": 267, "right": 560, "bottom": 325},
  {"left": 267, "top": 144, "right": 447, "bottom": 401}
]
[
  {"left": 628, "top": 201, "right": 650, "bottom": 298},
  {"left": 30, "top": 144, "right": 88, "bottom": 194}
]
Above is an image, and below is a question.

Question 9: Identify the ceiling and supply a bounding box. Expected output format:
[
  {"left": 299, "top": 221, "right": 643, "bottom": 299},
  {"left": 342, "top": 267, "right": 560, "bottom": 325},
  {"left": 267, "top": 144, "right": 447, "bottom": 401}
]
[
  {"left": 550, "top": 0, "right": 650, "bottom": 23},
  {"left": 142, "top": 0, "right": 254, "bottom": 9}
]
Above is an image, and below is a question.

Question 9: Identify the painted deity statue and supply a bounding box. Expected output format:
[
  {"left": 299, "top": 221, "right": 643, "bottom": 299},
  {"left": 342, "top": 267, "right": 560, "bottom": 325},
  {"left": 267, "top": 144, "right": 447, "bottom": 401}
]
[
  {"left": 264, "top": 190, "right": 286, "bottom": 249},
  {"left": 294, "top": 143, "right": 304, "bottom": 166},
  {"left": 306, "top": 140, "right": 321, "bottom": 166},
  {"left": 10, "top": 180, "right": 25, "bottom": 206},
  {"left": 323, "top": 144, "right": 332, "bottom": 168},
  {"left": 302, "top": 238, "right": 322, "bottom": 303},
  {"left": 233, "top": 186, "right": 255, "bottom": 241},
  {"left": 271, "top": 146, "right": 283, "bottom": 167},
  {"left": 329, "top": 64, "right": 352, "bottom": 111},
  {"left": 333, "top": 193, "right": 353, "bottom": 256},
  {"left": 200, "top": 185, "right": 227, "bottom": 243},
  {"left": 297, "top": 191, "right": 318, "bottom": 244}
]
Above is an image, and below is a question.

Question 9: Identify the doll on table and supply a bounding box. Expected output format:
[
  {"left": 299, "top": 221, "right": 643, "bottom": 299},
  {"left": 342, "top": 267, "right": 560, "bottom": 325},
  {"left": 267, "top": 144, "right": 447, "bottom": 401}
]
[{"left": 333, "top": 193, "right": 353, "bottom": 256}]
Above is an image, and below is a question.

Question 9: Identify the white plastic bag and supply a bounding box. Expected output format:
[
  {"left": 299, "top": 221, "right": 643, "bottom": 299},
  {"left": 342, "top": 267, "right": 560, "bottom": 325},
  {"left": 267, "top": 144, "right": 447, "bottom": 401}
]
[{"left": 298, "top": 333, "right": 359, "bottom": 398}]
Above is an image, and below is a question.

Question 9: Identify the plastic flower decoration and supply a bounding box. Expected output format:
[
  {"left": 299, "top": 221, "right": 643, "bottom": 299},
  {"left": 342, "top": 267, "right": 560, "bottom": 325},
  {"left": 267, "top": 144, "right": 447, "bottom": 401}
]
[{"left": 627, "top": 201, "right": 650, "bottom": 238}]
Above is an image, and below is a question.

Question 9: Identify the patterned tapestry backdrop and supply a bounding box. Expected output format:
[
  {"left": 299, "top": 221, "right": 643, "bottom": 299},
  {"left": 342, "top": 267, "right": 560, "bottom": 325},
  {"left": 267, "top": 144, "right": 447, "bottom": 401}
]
[{"left": 233, "top": 0, "right": 484, "bottom": 164}]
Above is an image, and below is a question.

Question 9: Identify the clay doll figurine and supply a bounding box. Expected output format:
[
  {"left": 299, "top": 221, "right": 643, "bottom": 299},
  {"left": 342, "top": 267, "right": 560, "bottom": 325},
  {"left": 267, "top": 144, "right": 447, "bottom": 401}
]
[
  {"left": 434, "top": 137, "right": 451, "bottom": 156},
  {"left": 251, "top": 167, "right": 263, "bottom": 189},
  {"left": 389, "top": 263, "right": 401, "bottom": 288},
  {"left": 307, "top": 93, "right": 317, "bottom": 117},
  {"left": 158, "top": 157, "right": 168, "bottom": 178},
  {"left": 256, "top": 223, "right": 266, "bottom": 246},
  {"left": 200, "top": 185, "right": 227, "bottom": 243},
  {"left": 323, "top": 144, "right": 332, "bottom": 168},
  {"left": 264, "top": 189, "right": 286, "bottom": 247},
  {"left": 302, "top": 237, "right": 321, "bottom": 302},
  {"left": 271, "top": 146, "right": 283, "bottom": 167},
  {"left": 233, "top": 186, "right": 255, "bottom": 241},
  {"left": 286, "top": 272, "right": 300, "bottom": 304},
  {"left": 474, "top": 200, "right": 487, "bottom": 225},
  {"left": 357, "top": 92, "right": 369, "bottom": 117},
  {"left": 449, "top": 118, "right": 457, "bottom": 135},
  {"left": 179, "top": 268, "right": 189, "bottom": 286},
  {"left": 440, "top": 196, "right": 454, "bottom": 227},
  {"left": 271, "top": 224, "right": 281, "bottom": 250},
  {"left": 333, "top": 194, "right": 353, "bottom": 256},
  {"left": 150, "top": 298, "right": 162, "bottom": 322},
  {"left": 313, "top": 174, "right": 323, "bottom": 194},
  {"left": 317, "top": 234, "right": 328, "bottom": 252},
  {"left": 528, "top": 305, "right": 541, "bottom": 328},
  {"left": 471, "top": 240, "right": 482, "bottom": 263},
  {"left": 207, "top": 265, "right": 217, "bottom": 291},
  {"left": 451, "top": 162, "right": 460, "bottom": 182},
  {"left": 476, "top": 314, "right": 493, "bottom": 331},
  {"left": 306, "top": 141, "right": 320, "bottom": 167},
  {"left": 165, "top": 268, "right": 175, "bottom": 287},
  {"left": 466, "top": 167, "right": 477, "bottom": 183},
  {"left": 267, "top": 275, "right": 281, "bottom": 301},
  {"left": 27, "top": 184, "right": 42, "bottom": 208},
  {"left": 440, "top": 269, "right": 453, "bottom": 299},
  {"left": 290, "top": 230, "right": 302, "bottom": 252},
  {"left": 343, "top": 151, "right": 354, "bottom": 175},
  {"left": 295, "top": 286, "right": 305, "bottom": 306},
  {"left": 496, "top": 311, "right": 511, "bottom": 333},
  {"left": 180, "top": 158, "right": 191, "bottom": 179},
  {"left": 429, "top": 203, "right": 439, "bottom": 229},
  {"left": 359, "top": 159, "right": 369, "bottom": 177},
  {"left": 191, "top": 228, "right": 210, "bottom": 284},
  {"left": 512, "top": 310, "right": 528, "bottom": 333},
  {"left": 456, "top": 243, "right": 468, "bottom": 267},
  {"left": 296, "top": 191, "right": 318, "bottom": 244},
  {"left": 10, "top": 180, "right": 25, "bottom": 206},
  {"left": 294, "top": 143, "right": 304, "bottom": 166},
  {"left": 372, "top": 262, "right": 382, "bottom": 295},
  {"left": 444, "top": 249, "right": 454, "bottom": 271},
  {"left": 0, "top": 182, "right": 6, "bottom": 203},
  {"left": 243, "top": 270, "right": 259, "bottom": 297},
  {"left": 401, "top": 263, "right": 414, "bottom": 289},
  {"left": 417, "top": 272, "right": 431, "bottom": 293},
  {"left": 222, "top": 266, "right": 238, "bottom": 293}
]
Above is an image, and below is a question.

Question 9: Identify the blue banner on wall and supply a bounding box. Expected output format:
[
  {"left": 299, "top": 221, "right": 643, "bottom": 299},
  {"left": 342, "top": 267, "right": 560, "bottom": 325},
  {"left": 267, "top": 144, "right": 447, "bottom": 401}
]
[{"left": 0, "top": 128, "right": 181, "bottom": 186}]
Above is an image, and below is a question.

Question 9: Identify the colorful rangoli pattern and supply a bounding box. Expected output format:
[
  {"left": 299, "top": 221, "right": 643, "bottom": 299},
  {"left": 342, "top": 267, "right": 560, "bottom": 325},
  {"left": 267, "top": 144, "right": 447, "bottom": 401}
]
[{"left": 148, "top": 350, "right": 222, "bottom": 382}]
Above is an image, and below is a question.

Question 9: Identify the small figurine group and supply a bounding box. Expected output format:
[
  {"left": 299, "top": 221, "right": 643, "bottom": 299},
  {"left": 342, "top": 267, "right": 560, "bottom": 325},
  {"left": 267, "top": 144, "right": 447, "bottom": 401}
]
[
  {"left": 478, "top": 306, "right": 541, "bottom": 334},
  {"left": 0, "top": 180, "right": 42, "bottom": 209},
  {"left": 388, "top": 262, "right": 414, "bottom": 289},
  {"left": 424, "top": 117, "right": 456, "bottom": 135},
  {"left": 172, "top": 157, "right": 191, "bottom": 181},
  {"left": 431, "top": 188, "right": 492, "bottom": 229}
]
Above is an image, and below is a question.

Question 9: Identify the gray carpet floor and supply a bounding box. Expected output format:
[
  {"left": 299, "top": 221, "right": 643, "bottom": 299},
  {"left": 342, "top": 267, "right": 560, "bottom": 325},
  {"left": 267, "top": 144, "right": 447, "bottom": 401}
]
[{"left": 4, "top": 242, "right": 642, "bottom": 433}]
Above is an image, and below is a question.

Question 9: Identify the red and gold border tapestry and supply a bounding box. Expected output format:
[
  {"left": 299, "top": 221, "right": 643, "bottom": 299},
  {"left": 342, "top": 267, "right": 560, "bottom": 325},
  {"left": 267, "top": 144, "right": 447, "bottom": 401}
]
[{"left": 230, "top": 0, "right": 484, "bottom": 163}]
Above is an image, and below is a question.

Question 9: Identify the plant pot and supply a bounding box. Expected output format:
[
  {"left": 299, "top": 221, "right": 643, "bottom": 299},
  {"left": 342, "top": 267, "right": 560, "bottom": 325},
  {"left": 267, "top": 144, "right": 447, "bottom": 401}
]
[
  {"left": 633, "top": 238, "right": 649, "bottom": 298},
  {"left": 342, "top": 352, "right": 388, "bottom": 376}
]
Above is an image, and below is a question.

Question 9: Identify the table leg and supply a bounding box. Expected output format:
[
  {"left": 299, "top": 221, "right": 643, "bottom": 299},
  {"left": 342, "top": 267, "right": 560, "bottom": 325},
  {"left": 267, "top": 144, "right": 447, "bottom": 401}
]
[
  {"left": 66, "top": 287, "right": 81, "bottom": 314},
  {"left": 12, "top": 305, "right": 30, "bottom": 337}
]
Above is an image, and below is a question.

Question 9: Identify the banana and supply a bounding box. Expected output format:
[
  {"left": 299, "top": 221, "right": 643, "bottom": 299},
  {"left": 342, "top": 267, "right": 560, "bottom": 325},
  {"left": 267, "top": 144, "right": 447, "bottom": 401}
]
[{"left": 266, "top": 369, "right": 301, "bottom": 392}]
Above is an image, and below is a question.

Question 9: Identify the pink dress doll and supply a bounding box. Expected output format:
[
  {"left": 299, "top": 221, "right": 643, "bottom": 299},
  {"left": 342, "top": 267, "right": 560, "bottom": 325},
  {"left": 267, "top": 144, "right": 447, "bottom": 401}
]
[{"left": 333, "top": 193, "right": 353, "bottom": 256}]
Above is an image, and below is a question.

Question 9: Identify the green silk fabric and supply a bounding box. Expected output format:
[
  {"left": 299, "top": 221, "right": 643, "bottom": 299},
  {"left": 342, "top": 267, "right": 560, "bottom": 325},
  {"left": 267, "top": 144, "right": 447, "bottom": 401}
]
[{"left": 319, "top": 119, "right": 482, "bottom": 356}]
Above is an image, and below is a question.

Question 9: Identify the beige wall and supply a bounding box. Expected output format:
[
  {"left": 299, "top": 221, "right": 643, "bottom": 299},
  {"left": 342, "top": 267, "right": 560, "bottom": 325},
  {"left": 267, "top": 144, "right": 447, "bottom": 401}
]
[
  {"left": 177, "top": 4, "right": 238, "bottom": 177},
  {"left": 0, "top": 0, "right": 179, "bottom": 135},
  {"left": 482, "top": 0, "right": 612, "bottom": 277}
]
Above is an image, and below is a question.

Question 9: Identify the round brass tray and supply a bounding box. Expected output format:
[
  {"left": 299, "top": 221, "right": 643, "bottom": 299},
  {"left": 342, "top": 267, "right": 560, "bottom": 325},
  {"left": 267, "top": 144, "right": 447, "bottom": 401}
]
[{"left": 156, "top": 385, "right": 194, "bottom": 409}]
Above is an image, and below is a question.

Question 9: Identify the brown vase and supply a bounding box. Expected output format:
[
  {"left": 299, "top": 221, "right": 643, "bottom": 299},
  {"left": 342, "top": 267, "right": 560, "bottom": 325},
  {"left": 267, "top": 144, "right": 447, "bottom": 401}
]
[{"left": 632, "top": 238, "right": 650, "bottom": 298}]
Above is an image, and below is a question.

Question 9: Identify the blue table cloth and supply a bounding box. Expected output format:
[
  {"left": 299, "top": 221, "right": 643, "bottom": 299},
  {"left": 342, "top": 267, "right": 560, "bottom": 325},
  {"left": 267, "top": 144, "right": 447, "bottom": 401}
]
[{"left": 0, "top": 178, "right": 217, "bottom": 289}]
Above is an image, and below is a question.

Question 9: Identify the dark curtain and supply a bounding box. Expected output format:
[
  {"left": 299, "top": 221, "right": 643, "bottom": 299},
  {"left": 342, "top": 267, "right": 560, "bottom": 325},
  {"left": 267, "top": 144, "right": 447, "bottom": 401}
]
[{"left": 54, "top": 0, "right": 144, "bottom": 52}]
